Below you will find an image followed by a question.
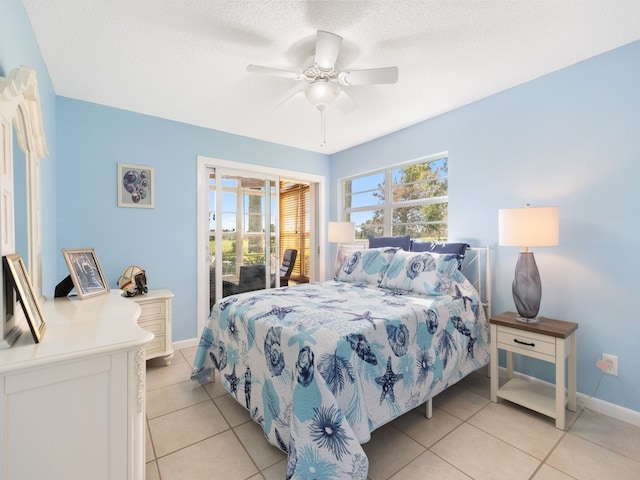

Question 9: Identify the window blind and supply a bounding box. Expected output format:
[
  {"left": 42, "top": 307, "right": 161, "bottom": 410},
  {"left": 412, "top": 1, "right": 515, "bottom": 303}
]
[{"left": 279, "top": 182, "right": 309, "bottom": 281}]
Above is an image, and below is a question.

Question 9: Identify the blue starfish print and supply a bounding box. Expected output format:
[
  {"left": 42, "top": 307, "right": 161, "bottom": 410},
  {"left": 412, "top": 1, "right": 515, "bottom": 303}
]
[
  {"left": 253, "top": 305, "right": 297, "bottom": 321},
  {"left": 287, "top": 325, "right": 320, "bottom": 350},
  {"left": 375, "top": 356, "right": 403, "bottom": 404},
  {"left": 345, "top": 310, "right": 383, "bottom": 328}
]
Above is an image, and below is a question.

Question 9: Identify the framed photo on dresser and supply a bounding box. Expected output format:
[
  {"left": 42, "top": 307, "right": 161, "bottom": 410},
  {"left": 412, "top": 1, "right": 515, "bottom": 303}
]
[
  {"left": 3, "top": 254, "right": 46, "bottom": 343},
  {"left": 62, "top": 248, "right": 110, "bottom": 299}
]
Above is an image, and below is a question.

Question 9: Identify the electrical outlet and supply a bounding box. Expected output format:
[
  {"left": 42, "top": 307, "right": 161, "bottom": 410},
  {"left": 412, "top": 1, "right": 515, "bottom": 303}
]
[{"left": 602, "top": 354, "right": 618, "bottom": 376}]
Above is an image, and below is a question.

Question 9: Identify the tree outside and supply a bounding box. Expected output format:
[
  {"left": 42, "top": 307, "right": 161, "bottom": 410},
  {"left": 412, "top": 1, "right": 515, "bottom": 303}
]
[{"left": 346, "top": 157, "right": 448, "bottom": 241}]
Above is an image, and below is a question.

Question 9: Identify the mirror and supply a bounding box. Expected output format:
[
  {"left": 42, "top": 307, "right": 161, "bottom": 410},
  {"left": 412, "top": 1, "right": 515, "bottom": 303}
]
[
  {"left": 14, "top": 127, "right": 28, "bottom": 263},
  {"left": 0, "top": 65, "right": 48, "bottom": 348}
]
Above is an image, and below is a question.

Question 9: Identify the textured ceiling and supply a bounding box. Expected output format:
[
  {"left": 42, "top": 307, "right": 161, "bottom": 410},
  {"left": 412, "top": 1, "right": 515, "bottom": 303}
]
[{"left": 22, "top": 0, "right": 640, "bottom": 154}]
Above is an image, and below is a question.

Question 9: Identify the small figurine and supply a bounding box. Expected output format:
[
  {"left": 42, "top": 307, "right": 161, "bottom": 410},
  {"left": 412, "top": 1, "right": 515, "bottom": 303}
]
[{"left": 118, "top": 265, "right": 148, "bottom": 297}]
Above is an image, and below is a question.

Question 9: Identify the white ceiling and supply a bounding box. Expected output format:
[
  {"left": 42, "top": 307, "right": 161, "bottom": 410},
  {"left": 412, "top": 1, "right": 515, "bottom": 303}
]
[{"left": 22, "top": 0, "right": 640, "bottom": 154}]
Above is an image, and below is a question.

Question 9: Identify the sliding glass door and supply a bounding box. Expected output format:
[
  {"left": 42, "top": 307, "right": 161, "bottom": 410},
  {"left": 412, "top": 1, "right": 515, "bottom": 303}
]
[
  {"left": 198, "top": 157, "right": 325, "bottom": 334},
  {"left": 208, "top": 170, "right": 277, "bottom": 308}
]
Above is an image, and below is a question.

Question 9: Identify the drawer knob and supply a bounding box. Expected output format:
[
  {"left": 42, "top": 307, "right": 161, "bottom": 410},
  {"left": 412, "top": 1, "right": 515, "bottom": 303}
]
[{"left": 514, "top": 339, "right": 535, "bottom": 347}]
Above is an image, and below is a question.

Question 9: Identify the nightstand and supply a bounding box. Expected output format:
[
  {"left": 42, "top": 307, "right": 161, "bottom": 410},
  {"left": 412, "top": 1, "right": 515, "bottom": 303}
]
[
  {"left": 128, "top": 289, "right": 174, "bottom": 365},
  {"left": 490, "top": 311, "right": 578, "bottom": 430}
]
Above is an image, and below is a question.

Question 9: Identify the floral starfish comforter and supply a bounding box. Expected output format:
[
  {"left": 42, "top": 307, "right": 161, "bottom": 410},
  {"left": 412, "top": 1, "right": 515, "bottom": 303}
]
[{"left": 191, "top": 274, "right": 489, "bottom": 479}]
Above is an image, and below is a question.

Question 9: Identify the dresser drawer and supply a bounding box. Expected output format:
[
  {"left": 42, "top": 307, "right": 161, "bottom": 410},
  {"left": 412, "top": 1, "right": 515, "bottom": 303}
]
[
  {"left": 144, "top": 335, "right": 166, "bottom": 358},
  {"left": 497, "top": 326, "right": 556, "bottom": 357}
]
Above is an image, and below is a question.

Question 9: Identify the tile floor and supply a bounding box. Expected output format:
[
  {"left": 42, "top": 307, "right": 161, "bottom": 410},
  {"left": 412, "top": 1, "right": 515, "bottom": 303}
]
[{"left": 145, "top": 348, "right": 640, "bottom": 479}]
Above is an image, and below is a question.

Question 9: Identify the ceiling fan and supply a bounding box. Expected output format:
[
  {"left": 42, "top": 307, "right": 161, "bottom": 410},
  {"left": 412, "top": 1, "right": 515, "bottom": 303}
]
[{"left": 246, "top": 30, "right": 399, "bottom": 145}]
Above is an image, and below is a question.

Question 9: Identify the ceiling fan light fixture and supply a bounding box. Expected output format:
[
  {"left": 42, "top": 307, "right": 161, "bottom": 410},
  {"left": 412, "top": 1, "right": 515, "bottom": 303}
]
[{"left": 305, "top": 79, "right": 339, "bottom": 110}]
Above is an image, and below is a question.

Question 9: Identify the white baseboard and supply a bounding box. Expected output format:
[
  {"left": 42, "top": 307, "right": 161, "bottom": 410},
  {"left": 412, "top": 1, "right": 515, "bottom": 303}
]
[
  {"left": 507, "top": 369, "right": 640, "bottom": 427},
  {"left": 172, "top": 337, "right": 199, "bottom": 351},
  {"left": 577, "top": 393, "right": 640, "bottom": 427}
]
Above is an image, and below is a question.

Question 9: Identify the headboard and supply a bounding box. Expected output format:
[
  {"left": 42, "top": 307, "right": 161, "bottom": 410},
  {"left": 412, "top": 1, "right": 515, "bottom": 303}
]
[{"left": 460, "top": 246, "right": 492, "bottom": 320}]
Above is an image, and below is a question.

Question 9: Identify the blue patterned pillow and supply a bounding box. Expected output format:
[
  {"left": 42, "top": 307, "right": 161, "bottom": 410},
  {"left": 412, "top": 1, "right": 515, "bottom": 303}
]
[
  {"left": 410, "top": 241, "right": 469, "bottom": 269},
  {"left": 367, "top": 235, "right": 411, "bottom": 251},
  {"left": 336, "top": 247, "right": 399, "bottom": 285},
  {"left": 380, "top": 250, "right": 460, "bottom": 296}
]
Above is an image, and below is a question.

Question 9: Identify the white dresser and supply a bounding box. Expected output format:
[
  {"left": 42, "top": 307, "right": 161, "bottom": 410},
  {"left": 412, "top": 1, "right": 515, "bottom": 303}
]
[
  {"left": 127, "top": 289, "right": 174, "bottom": 364},
  {"left": 0, "top": 291, "right": 153, "bottom": 480}
]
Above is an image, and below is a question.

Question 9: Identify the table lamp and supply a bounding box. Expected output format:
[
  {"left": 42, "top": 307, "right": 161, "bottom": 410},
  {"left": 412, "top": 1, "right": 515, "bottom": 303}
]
[
  {"left": 498, "top": 204, "right": 559, "bottom": 322},
  {"left": 328, "top": 221, "right": 356, "bottom": 276}
]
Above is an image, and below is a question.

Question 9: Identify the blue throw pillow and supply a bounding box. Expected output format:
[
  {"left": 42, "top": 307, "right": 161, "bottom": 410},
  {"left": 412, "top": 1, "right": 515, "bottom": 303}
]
[
  {"left": 367, "top": 235, "right": 411, "bottom": 251},
  {"left": 410, "top": 241, "right": 469, "bottom": 268},
  {"left": 380, "top": 250, "right": 460, "bottom": 296},
  {"left": 336, "top": 247, "right": 399, "bottom": 285}
]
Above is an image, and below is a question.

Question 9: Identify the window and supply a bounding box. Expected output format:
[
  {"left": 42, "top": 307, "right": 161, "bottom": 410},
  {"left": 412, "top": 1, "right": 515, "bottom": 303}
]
[{"left": 343, "top": 154, "right": 448, "bottom": 241}]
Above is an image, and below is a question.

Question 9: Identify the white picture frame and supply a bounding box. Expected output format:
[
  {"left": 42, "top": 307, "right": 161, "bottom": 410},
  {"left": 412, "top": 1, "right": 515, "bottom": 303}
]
[{"left": 61, "top": 248, "right": 110, "bottom": 299}]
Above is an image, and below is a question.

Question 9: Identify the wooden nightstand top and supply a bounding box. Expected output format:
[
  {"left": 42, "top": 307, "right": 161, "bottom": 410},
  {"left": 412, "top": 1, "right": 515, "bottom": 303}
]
[{"left": 490, "top": 311, "right": 578, "bottom": 338}]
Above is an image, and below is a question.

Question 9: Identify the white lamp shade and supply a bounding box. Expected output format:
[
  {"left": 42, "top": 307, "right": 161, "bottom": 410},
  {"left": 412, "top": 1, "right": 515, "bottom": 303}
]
[
  {"left": 499, "top": 206, "right": 559, "bottom": 248},
  {"left": 328, "top": 221, "right": 355, "bottom": 243}
]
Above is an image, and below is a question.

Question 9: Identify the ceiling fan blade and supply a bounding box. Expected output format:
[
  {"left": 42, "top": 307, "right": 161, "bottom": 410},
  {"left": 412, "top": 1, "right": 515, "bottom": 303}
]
[
  {"left": 246, "top": 64, "right": 303, "bottom": 80},
  {"left": 334, "top": 89, "right": 359, "bottom": 114},
  {"left": 339, "top": 67, "right": 399, "bottom": 85},
  {"left": 275, "top": 83, "right": 306, "bottom": 107},
  {"left": 315, "top": 30, "right": 343, "bottom": 69}
]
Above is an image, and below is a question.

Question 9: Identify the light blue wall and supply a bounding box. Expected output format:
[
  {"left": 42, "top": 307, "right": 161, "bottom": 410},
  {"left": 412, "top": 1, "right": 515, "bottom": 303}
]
[
  {"left": 56, "top": 98, "right": 329, "bottom": 341},
  {"left": 0, "top": 0, "right": 58, "bottom": 300},
  {"left": 3, "top": 0, "right": 638, "bottom": 411},
  {"left": 331, "top": 41, "right": 640, "bottom": 411}
]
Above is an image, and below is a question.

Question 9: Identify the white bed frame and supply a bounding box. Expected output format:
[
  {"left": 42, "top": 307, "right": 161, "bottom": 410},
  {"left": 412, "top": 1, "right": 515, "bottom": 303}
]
[
  {"left": 424, "top": 245, "right": 492, "bottom": 418},
  {"left": 464, "top": 245, "right": 492, "bottom": 320}
]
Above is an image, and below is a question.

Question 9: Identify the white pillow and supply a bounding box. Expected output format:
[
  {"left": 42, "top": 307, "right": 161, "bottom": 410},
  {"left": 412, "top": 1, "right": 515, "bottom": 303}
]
[
  {"left": 336, "top": 247, "right": 399, "bottom": 285},
  {"left": 380, "top": 250, "right": 459, "bottom": 296}
]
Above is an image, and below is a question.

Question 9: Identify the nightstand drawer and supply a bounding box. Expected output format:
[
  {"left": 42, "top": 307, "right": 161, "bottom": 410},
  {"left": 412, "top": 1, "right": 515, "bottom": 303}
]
[
  {"left": 137, "top": 301, "right": 167, "bottom": 321},
  {"left": 138, "top": 318, "right": 166, "bottom": 335},
  {"left": 497, "top": 326, "right": 556, "bottom": 357},
  {"left": 127, "top": 289, "right": 174, "bottom": 363}
]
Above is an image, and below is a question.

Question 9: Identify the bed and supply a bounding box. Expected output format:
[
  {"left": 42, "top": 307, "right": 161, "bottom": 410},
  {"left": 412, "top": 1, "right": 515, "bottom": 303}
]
[{"left": 191, "top": 244, "right": 491, "bottom": 479}]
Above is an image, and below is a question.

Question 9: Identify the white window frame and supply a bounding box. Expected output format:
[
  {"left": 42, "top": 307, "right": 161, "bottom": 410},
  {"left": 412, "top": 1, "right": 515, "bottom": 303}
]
[{"left": 341, "top": 151, "right": 449, "bottom": 241}]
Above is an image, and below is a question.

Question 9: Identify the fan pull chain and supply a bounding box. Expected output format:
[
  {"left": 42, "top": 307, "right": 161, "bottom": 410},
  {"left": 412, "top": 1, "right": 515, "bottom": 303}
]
[{"left": 319, "top": 107, "right": 327, "bottom": 147}]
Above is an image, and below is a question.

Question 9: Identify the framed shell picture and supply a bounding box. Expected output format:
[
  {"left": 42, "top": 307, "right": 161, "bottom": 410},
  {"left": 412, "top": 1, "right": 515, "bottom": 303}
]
[{"left": 118, "top": 163, "right": 155, "bottom": 208}]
